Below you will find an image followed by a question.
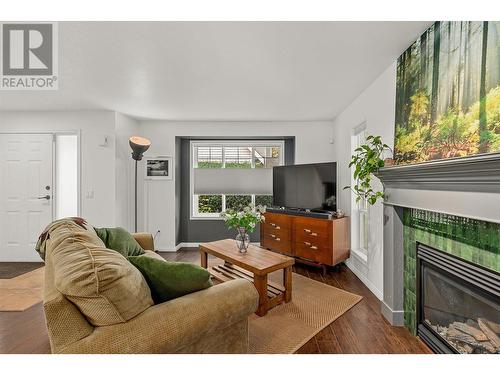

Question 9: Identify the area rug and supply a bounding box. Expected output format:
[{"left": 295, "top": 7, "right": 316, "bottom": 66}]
[
  {"left": 248, "top": 272, "right": 362, "bottom": 354},
  {"left": 0, "top": 267, "right": 44, "bottom": 312}
]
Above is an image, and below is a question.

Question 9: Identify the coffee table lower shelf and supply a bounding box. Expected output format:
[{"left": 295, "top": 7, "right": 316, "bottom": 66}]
[{"left": 209, "top": 263, "right": 288, "bottom": 316}]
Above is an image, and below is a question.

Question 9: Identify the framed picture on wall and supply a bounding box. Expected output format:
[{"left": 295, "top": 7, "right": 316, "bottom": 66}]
[{"left": 145, "top": 156, "right": 173, "bottom": 180}]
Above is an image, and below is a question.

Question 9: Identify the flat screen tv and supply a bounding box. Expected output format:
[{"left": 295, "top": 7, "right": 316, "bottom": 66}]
[{"left": 273, "top": 162, "right": 337, "bottom": 211}]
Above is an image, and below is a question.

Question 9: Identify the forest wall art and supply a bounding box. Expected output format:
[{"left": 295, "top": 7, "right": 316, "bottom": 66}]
[{"left": 394, "top": 21, "right": 500, "bottom": 165}]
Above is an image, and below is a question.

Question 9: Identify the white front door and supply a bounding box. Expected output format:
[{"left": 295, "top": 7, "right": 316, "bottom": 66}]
[{"left": 0, "top": 134, "right": 54, "bottom": 262}]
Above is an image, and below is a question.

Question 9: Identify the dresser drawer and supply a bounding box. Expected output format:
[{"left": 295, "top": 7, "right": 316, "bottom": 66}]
[
  {"left": 261, "top": 232, "right": 292, "bottom": 255},
  {"left": 293, "top": 240, "right": 332, "bottom": 265},
  {"left": 262, "top": 222, "right": 290, "bottom": 238},
  {"left": 264, "top": 212, "right": 291, "bottom": 230},
  {"left": 293, "top": 217, "right": 330, "bottom": 241}
]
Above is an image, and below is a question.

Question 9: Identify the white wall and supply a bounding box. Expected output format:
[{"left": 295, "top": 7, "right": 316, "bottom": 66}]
[
  {"left": 0, "top": 110, "right": 117, "bottom": 227},
  {"left": 139, "top": 121, "right": 335, "bottom": 250},
  {"left": 114, "top": 113, "right": 140, "bottom": 231},
  {"left": 332, "top": 63, "right": 397, "bottom": 300}
]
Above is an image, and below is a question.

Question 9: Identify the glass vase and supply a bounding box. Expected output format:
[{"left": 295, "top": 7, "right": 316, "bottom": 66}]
[{"left": 235, "top": 227, "right": 250, "bottom": 253}]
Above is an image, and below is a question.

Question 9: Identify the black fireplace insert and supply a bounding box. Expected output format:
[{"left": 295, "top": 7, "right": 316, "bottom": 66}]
[{"left": 417, "top": 243, "right": 500, "bottom": 354}]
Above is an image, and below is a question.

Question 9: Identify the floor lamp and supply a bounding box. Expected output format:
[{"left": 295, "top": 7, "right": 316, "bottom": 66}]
[{"left": 129, "top": 136, "right": 151, "bottom": 232}]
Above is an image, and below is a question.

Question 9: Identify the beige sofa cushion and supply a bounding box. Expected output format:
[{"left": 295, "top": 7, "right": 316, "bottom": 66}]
[{"left": 48, "top": 220, "right": 153, "bottom": 326}]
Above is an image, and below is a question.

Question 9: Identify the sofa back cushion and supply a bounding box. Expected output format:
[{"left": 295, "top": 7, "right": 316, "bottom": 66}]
[
  {"left": 47, "top": 219, "right": 153, "bottom": 326},
  {"left": 94, "top": 227, "right": 145, "bottom": 257}
]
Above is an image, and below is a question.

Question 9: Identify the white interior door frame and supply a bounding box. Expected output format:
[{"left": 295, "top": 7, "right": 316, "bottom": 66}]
[{"left": 0, "top": 130, "right": 82, "bottom": 219}]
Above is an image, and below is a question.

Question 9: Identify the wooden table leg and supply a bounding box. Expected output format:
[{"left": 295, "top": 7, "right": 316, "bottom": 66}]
[
  {"left": 254, "top": 274, "right": 268, "bottom": 316},
  {"left": 284, "top": 266, "right": 292, "bottom": 303},
  {"left": 200, "top": 249, "right": 208, "bottom": 269}
]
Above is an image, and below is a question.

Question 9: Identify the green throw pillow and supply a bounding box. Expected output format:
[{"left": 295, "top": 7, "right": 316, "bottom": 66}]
[
  {"left": 94, "top": 227, "right": 145, "bottom": 257},
  {"left": 127, "top": 256, "right": 213, "bottom": 303}
]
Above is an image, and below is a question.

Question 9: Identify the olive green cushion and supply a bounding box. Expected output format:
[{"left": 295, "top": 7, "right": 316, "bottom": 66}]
[
  {"left": 94, "top": 227, "right": 145, "bottom": 257},
  {"left": 128, "top": 256, "right": 213, "bottom": 303}
]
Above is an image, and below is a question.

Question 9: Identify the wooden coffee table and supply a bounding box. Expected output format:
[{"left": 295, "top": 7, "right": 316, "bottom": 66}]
[{"left": 199, "top": 239, "right": 295, "bottom": 316}]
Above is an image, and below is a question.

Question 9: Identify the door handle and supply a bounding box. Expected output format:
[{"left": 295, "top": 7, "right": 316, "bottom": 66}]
[{"left": 37, "top": 195, "right": 51, "bottom": 200}]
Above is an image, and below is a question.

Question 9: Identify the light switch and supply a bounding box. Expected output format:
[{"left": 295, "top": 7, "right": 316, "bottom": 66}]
[{"left": 99, "top": 135, "right": 109, "bottom": 147}]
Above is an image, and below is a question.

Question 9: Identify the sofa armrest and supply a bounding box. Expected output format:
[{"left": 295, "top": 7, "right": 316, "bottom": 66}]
[
  {"left": 59, "top": 278, "right": 258, "bottom": 354},
  {"left": 132, "top": 232, "right": 154, "bottom": 251}
]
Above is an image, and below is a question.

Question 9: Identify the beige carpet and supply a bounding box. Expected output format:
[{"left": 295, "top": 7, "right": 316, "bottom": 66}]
[
  {"left": 248, "top": 272, "right": 362, "bottom": 354},
  {"left": 0, "top": 267, "right": 44, "bottom": 311}
]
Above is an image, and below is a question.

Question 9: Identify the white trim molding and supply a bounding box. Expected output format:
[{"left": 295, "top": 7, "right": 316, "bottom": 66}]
[{"left": 345, "top": 258, "right": 383, "bottom": 300}]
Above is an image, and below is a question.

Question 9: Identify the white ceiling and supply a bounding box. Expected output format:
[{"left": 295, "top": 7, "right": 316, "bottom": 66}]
[{"left": 0, "top": 21, "right": 431, "bottom": 121}]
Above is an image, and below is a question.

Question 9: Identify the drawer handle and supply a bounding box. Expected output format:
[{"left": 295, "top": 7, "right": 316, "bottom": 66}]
[
  {"left": 270, "top": 234, "right": 276, "bottom": 238},
  {"left": 304, "top": 228, "right": 317, "bottom": 236},
  {"left": 274, "top": 237, "right": 281, "bottom": 242},
  {"left": 303, "top": 242, "right": 317, "bottom": 250},
  {"left": 270, "top": 223, "right": 276, "bottom": 227}
]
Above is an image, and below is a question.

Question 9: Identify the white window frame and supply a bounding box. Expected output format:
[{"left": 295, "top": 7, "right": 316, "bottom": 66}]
[
  {"left": 190, "top": 140, "right": 284, "bottom": 220},
  {"left": 350, "top": 124, "right": 369, "bottom": 263}
]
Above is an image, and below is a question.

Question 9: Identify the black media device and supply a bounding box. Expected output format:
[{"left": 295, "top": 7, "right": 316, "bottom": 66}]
[{"left": 272, "top": 162, "right": 337, "bottom": 212}]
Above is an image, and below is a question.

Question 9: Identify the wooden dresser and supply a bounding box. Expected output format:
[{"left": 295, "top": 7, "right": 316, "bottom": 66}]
[{"left": 260, "top": 211, "right": 350, "bottom": 272}]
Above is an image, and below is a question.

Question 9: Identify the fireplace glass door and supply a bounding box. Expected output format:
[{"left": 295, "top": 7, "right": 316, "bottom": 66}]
[{"left": 417, "top": 244, "right": 500, "bottom": 354}]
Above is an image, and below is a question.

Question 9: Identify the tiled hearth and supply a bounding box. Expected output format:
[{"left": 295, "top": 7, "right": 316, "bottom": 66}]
[{"left": 401, "top": 208, "right": 500, "bottom": 335}]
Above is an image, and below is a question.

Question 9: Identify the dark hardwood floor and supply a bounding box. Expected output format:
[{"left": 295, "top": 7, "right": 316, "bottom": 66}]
[
  {"left": 0, "top": 262, "right": 43, "bottom": 279},
  {"left": 0, "top": 248, "right": 432, "bottom": 354}
]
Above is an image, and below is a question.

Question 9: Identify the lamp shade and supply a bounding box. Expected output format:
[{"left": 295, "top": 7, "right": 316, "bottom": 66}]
[{"left": 129, "top": 136, "right": 151, "bottom": 161}]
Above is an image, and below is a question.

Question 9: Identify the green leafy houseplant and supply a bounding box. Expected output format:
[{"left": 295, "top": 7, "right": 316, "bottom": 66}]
[
  {"left": 344, "top": 135, "right": 392, "bottom": 205},
  {"left": 220, "top": 204, "right": 266, "bottom": 253}
]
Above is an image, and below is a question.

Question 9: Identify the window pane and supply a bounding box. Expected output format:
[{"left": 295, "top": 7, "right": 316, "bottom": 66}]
[
  {"left": 224, "top": 147, "right": 252, "bottom": 168},
  {"left": 196, "top": 146, "right": 222, "bottom": 168},
  {"left": 254, "top": 146, "right": 281, "bottom": 168},
  {"left": 255, "top": 195, "right": 273, "bottom": 207},
  {"left": 226, "top": 195, "right": 251, "bottom": 211},
  {"left": 56, "top": 134, "right": 78, "bottom": 219},
  {"left": 197, "top": 195, "right": 222, "bottom": 213}
]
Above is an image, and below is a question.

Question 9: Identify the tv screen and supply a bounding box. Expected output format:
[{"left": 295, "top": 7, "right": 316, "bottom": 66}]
[{"left": 273, "top": 162, "right": 337, "bottom": 211}]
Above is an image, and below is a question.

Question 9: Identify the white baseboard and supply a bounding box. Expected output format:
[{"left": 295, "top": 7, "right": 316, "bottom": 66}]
[
  {"left": 345, "top": 258, "right": 383, "bottom": 300},
  {"left": 155, "top": 248, "right": 178, "bottom": 253},
  {"left": 157, "top": 241, "right": 261, "bottom": 252}
]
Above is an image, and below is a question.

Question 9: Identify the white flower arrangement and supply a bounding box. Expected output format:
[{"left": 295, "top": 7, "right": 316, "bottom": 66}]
[{"left": 220, "top": 204, "right": 266, "bottom": 233}]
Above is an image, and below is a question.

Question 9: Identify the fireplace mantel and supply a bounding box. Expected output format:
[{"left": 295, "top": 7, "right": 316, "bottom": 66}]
[
  {"left": 377, "top": 153, "right": 500, "bottom": 329},
  {"left": 377, "top": 153, "right": 500, "bottom": 193},
  {"left": 376, "top": 153, "right": 500, "bottom": 225}
]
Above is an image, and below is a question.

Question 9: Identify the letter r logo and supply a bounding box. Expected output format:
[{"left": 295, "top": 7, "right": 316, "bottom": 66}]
[{"left": 2, "top": 24, "right": 53, "bottom": 75}]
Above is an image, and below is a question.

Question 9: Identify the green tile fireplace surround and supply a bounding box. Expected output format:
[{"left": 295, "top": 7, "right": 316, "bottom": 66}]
[{"left": 402, "top": 208, "right": 500, "bottom": 335}]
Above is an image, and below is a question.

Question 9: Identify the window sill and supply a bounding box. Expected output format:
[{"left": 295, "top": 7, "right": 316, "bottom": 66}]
[
  {"left": 190, "top": 216, "right": 224, "bottom": 221},
  {"left": 350, "top": 247, "right": 368, "bottom": 264}
]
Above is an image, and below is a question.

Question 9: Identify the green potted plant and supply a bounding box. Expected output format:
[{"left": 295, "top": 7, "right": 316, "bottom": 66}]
[
  {"left": 220, "top": 204, "right": 266, "bottom": 253},
  {"left": 344, "top": 135, "right": 392, "bottom": 205}
]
